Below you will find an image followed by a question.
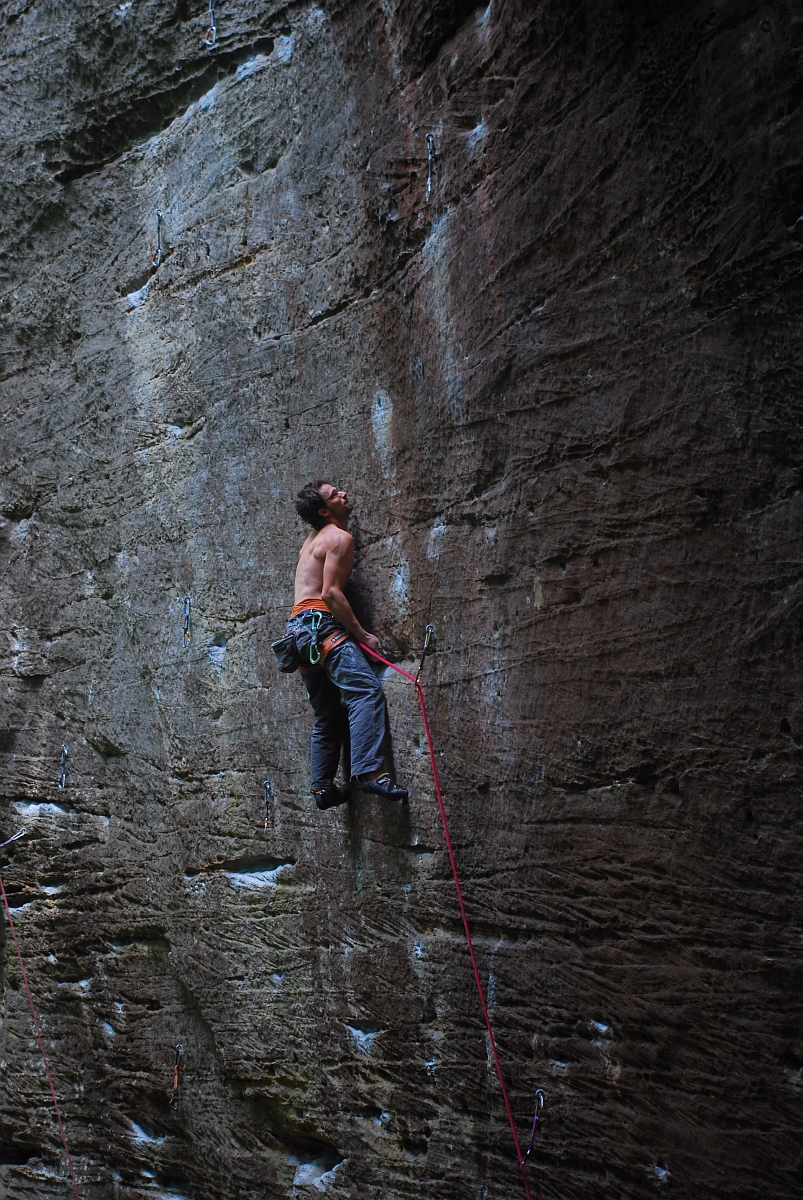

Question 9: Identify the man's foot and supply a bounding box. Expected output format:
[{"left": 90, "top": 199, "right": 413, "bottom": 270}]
[
  {"left": 312, "top": 784, "right": 351, "bottom": 811},
  {"left": 358, "top": 773, "right": 408, "bottom": 801}
]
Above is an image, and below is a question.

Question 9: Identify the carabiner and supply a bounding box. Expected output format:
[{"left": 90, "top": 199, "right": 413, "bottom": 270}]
[
  {"left": 152, "top": 209, "right": 163, "bottom": 268},
  {"left": 308, "top": 611, "right": 321, "bottom": 664},
  {"left": 203, "top": 1, "right": 216, "bottom": 46},
  {"left": 425, "top": 134, "right": 436, "bottom": 205},
  {"left": 522, "top": 1087, "right": 546, "bottom": 1163},
  {"left": 58, "top": 744, "right": 69, "bottom": 789},
  {"left": 0, "top": 828, "right": 25, "bottom": 850},
  {"left": 415, "top": 623, "right": 436, "bottom": 684}
]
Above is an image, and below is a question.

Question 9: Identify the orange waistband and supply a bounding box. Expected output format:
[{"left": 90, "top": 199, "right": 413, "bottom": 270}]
[{"left": 290, "top": 597, "right": 330, "bottom": 617}]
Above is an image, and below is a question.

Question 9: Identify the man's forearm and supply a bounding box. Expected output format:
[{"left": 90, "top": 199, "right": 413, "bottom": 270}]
[{"left": 324, "top": 587, "right": 370, "bottom": 641}]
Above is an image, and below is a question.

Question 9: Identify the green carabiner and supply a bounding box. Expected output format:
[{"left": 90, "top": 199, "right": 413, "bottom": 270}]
[{"left": 309, "top": 611, "right": 321, "bottom": 664}]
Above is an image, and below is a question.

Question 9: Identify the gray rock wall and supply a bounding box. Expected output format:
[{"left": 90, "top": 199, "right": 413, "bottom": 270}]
[{"left": 1, "top": 1, "right": 801, "bottom": 1197}]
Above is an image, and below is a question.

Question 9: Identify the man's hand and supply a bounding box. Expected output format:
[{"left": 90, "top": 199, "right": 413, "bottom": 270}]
[{"left": 361, "top": 632, "right": 381, "bottom": 654}]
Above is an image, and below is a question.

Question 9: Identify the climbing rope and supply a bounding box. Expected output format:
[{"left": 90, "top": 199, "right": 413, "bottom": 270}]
[
  {"left": 359, "top": 637, "right": 535, "bottom": 1199},
  {"left": 0, "top": 831, "right": 82, "bottom": 1200}
]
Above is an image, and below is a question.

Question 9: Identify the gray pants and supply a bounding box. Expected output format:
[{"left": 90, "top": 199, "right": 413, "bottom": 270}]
[{"left": 300, "top": 639, "right": 388, "bottom": 788}]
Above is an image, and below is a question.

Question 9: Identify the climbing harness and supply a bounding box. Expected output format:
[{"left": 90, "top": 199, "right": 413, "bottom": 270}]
[
  {"left": 0, "top": 832, "right": 83, "bottom": 1199},
  {"left": 425, "top": 134, "right": 436, "bottom": 205},
  {"left": 152, "top": 209, "right": 163, "bottom": 268},
  {"left": 203, "top": 0, "right": 216, "bottom": 47},
  {"left": 359, "top": 631, "right": 535, "bottom": 1199},
  {"left": 169, "top": 1044, "right": 183, "bottom": 1110},
  {"left": 183, "top": 596, "right": 191, "bottom": 646},
  {"left": 263, "top": 780, "right": 272, "bottom": 829},
  {"left": 522, "top": 1088, "right": 546, "bottom": 1164},
  {"left": 274, "top": 600, "right": 350, "bottom": 673},
  {"left": 415, "top": 622, "right": 435, "bottom": 685},
  {"left": 58, "top": 744, "right": 68, "bottom": 790}
]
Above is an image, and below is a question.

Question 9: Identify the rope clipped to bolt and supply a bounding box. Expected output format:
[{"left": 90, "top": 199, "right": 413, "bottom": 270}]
[
  {"left": 0, "top": 830, "right": 82, "bottom": 1199},
  {"left": 359, "top": 627, "right": 534, "bottom": 1200}
]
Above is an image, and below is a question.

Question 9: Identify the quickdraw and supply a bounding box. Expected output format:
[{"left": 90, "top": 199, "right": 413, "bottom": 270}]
[
  {"left": 521, "top": 1088, "right": 546, "bottom": 1165},
  {"left": 425, "top": 134, "right": 436, "bottom": 205},
  {"left": 169, "top": 1044, "right": 183, "bottom": 1110},
  {"left": 183, "top": 597, "right": 191, "bottom": 646},
  {"left": 58, "top": 744, "right": 69, "bottom": 790},
  {"left": 263, "top": 780, "right": 272, "bottom": 829},
  {"left": 415, "top": 622, "right": 435, "bottom": 685},
  {"left": 152, "top": 209, "right": 163, "bottom": 268},
  {"left": 203, "top": 0, "right": 216, "bottom": 47}
]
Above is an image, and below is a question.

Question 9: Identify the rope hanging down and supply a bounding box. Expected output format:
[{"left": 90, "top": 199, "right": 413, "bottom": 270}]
[
  {"left": 358, "top": 636, "right": 534, "bottom": 1200},
  {"left": 0, "top": 831, "right": 82, "bottom": 1200}
]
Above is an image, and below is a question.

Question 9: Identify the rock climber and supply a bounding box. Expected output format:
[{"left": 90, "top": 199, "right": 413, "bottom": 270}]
[{"left": 286, "top": 480, "right": 408, "bottom": 811}]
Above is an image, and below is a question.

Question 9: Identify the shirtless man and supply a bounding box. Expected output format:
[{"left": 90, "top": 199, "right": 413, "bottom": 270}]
[{"left": 287, "top": 480, "right": 408, "bottom": 810}]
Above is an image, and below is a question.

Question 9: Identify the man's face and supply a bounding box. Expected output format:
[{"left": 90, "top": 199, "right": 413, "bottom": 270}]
[{"left": 318, "top": 483, "right": 353, "bottom": 522}]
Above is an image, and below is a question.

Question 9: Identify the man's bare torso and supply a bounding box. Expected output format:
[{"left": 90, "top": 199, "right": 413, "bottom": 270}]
[{"left": 294, "top": 525, "right": 353, "bottom": 603}]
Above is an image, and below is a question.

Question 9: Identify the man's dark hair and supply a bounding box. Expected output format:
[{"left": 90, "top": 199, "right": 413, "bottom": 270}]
[{"left": 296, "top": 480, "right": 331, "bottom": 530}]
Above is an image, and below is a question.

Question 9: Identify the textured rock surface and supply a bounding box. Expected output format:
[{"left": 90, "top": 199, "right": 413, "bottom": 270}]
[{"left": 1, "top": 0, "right": 802, "bottom": 1196}]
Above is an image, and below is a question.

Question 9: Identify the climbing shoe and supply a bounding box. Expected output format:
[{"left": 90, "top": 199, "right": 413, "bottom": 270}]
[
  {"left": 358, "top": 773, "right": 408, "bottom": 801},
  {"left": 313, "top": 784, "right": 351, "bottom": 811}
]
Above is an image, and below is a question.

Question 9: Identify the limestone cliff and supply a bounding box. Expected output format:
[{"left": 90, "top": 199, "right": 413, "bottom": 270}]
[{"left": 1, "top": 1, "right": 801, "bottom": 1197}]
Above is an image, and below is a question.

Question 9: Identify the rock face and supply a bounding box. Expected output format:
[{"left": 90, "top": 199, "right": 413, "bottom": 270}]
[{"left": 1, "top": 1, "right": 802, "bottom": 1197}]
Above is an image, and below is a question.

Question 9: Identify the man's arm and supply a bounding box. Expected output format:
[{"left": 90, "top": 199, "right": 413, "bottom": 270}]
[{"left": 321, "top": 533, "right": 381, "bottom": 652}]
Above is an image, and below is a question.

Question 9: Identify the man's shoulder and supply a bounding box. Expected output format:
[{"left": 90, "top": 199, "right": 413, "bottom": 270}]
[{"left": 320, "top": 525, "right": 353, "bottom": 551}]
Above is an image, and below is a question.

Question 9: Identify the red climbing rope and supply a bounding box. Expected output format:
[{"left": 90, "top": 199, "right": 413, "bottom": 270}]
[
  {"left": 360, "top": 644, "right": 533, "bottom": 1200},
  {"left": 0, "top": 871, "right": 82, "bottom": 1200}
]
